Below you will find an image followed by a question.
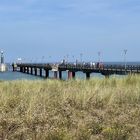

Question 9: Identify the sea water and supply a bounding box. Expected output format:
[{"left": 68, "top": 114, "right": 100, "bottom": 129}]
[{"left": 0, "top": 71, "right": 104, "bottom": 81}]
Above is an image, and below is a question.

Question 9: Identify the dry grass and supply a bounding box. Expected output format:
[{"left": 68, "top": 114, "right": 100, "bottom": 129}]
[{"left": 0, "top": 75, "right": 140, "bottom": 140}]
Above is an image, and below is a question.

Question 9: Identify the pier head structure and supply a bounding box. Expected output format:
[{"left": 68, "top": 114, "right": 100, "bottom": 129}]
[
  {"left": 0, "top": 51, "right": 7, "bottom": 72},
  {"left": 12, "top": 62, "right": 140, "bottom": 80}
]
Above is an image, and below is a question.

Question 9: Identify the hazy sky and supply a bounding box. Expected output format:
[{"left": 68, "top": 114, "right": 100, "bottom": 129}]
[{"left": 0, "top": 0, "right": 140, "bottom": 62}]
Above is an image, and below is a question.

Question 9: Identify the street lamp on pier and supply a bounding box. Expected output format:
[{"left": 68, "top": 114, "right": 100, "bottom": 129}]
[
  {"left": 49, "top": 56, "right": 51, "bottom": 63},
  {"left": 80, "top": 53, "right": 83, "bottom": 63},
  {"left": 41, "top": 56, "right": 45, "bottom": 63},
  {"left": 72, "top": 55, "right": 75, "bottom": 63},
  {"left": 124, "top": 49, "right": 127, "bottom": 70},
  {"left": 66, "top": 54, "right": 69, "bottom": 62},
  {"left": 98, "top": 51, "right": 101, "bottom": 63}
]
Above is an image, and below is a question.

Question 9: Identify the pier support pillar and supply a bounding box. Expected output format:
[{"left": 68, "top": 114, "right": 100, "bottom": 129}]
[
  {"left": 20, "top": 67, "right": 22, "bottom": 72},
  {"left": 12, "top": 66, "right": 15, "bottom": 71},
  {"left": 59, "top": 71, "right": 62, "bottom": 79},
  {"left": 40, "top": 69, "right": 42, "bottom": 77},
  {"left": 68, "top": 71, "right": 76, "bottom": 79},
  {"left": 45, "top": 70, "right": 49, "bottom": 78},
  {"left": 68, "top": 71, "right": 72, "bottom": 79},
  {"left": 23, "top": 67, "right": 25, "bottom": 73},
  {"left": 35, "top": 68, "right": 37, "bottom": 76},
  {"left": 12, "top": 64, "right": 17, "bottom": 72},
  {"left": 72, "top": 72, "right": 76, "bottom": 79},
  {"left": 22, "top": 67, "right": 24, "bottom": 73},
  {"left": 31, "top": 67, "right": 33, "bottom": 75},
  {"left": 86, "top": 72, "right": 90, "bottom": 80},
  {"left": 27, "top": 67, "right": 29, "bottom": 74},
  {"left": 54, "top": 71, "right": 58, "bottom": 79},
  {"left": 25, "top": 67, "right": 27, "bottom": 73}
]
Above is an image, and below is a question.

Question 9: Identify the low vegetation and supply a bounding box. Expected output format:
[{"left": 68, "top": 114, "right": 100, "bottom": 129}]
[{"left": 0, "top": 75, "right": 140, "bottom": 140}]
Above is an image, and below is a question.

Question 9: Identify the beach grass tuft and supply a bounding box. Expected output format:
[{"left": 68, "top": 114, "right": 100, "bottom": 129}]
[{"left": 0, "top": 75, "right": 140, "bottom": 140}]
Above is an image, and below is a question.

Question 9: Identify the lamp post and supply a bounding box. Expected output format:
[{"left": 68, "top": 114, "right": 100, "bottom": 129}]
[
  {"left": 80, "top": 53, "right": 83, "bottom": 63},
  {"left": 49, "top": 56, "right": 51, "bottom": 63},
  {"left": 41, "top": 56, "right": 45, "bottom": 63},
  {"left": 124, "top": 49, "right": 127, "bottom": 70},
  {"left": 98, "top": 51, "right": 101, "bottom": 63},
  {"left": 63, "top": 56, "right": 66, "bottom": 63},
  {"left": 66, "top": 54, "right": 69, "bottom": 62},
  {"left": 35, "top": 57, "right": 38, "bottom": 63},
  {"left": 72, "top": 55, "right": 75, "bottom": 63}
]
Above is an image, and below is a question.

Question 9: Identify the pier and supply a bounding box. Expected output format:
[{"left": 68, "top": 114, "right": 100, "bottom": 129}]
[{"left": 12, "top": 62, "right": 140, "bottom": 79}]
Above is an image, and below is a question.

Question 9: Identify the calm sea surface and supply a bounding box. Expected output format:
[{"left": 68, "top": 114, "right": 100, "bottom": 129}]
[
  {"left": 0, "top": 71, "right": 104, "bottom": 81},
  {"left": 0, "top": 62, "right": 139, "bottom": 81}
]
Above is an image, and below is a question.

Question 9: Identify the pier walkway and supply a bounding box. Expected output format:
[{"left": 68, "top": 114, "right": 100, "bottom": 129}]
[{"left": 12, "top": 63, "right": 140, "bottom": 79}]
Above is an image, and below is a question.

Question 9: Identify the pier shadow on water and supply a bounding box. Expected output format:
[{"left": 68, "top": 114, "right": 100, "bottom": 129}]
[{"left": 0, "top": 71, "right": 42, "bottom": 81}]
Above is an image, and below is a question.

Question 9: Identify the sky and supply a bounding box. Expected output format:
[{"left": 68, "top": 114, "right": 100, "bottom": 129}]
[{"left": 0, "top": 0, "right": 140, "bottom": 63}]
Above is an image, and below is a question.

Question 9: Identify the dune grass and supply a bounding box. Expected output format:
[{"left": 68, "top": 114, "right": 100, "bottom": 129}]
[{"left": 0, "top": 75, "right": 140, "bottom": 140}]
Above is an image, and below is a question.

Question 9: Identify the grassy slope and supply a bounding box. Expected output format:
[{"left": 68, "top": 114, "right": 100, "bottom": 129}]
[{"left": 0, "top": 75, "right": 140, "bottom": 140}]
